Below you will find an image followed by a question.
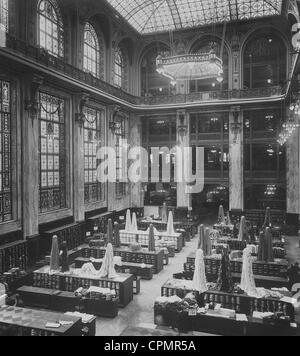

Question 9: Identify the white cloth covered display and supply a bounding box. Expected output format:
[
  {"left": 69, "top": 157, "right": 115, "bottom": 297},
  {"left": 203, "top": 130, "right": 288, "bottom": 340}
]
[
  {"left": 167, "top": 211, "right": 175, "bottom": 235},
  {"left": 125, "top": 209, "right": 132, "bottom": 231},
  {"left": 191, "top": 249, "right": 208, "bottom": 293},
  {"left": 240, "top": 246, "right": 260, "bottom": 298},
  {"left": 131, "top": 213, "right": 138, "bottom": 232},
  {"left": 98, "top": 243, "right": 118, "bottom": 279},
  {"left": 238, "top": 216, "right": 248, "bottom": 242},
  {"left": 161, "top": 203, "right": 168, "bottom": 223}
]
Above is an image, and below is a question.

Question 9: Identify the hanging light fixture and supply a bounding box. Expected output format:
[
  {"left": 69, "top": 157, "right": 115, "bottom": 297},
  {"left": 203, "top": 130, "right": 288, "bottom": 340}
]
[
  {"left": 277, "top": 97, "right": 300, "bottom": 145},
  {"left": 156, "top": 49, "right": 224, "bottom": 86},
  {"left": 156, "top": 9, "right": 225, "bottom": 86}
]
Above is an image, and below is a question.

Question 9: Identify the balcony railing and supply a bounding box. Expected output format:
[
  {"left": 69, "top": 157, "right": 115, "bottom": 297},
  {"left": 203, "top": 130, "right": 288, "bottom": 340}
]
[{"left": 3, "top": 35, "right": 284, "bottom": 107}]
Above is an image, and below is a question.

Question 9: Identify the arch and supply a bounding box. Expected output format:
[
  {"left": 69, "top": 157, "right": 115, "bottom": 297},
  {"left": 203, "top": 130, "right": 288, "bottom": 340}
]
[
  {"left": 83, "top": 11, "right": 111, "bottom": 49},
  {"left": 242, "top": 28, "right": 288, "bottom": 89},
  {"left": 139, "top": 42, "right": 172, "bottom": 97},
  {"left": 38, "top": 0, "right": 64, "bottom": 58},
  {"left": 113, "top": 45, "right": 128, "bottom": 90},
  {"left": 83, "top": 22, "right": 104, "bottom": 79},
  {"left": 189, "top": 35, "right": 230, "bottom": 93}
]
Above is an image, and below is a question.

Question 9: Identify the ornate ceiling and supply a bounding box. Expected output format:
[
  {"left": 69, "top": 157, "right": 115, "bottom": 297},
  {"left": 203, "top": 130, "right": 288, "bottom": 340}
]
[{"left": 105, "top": 0, "right": 283, "bottom": 34}]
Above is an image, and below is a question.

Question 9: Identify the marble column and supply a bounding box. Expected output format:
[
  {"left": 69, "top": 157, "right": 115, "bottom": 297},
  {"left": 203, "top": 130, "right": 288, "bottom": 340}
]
[
  {"left": 229, "top": 106, "right": 244, "bottom": 211},
  {"left": 287, "top": 128, "right": 300, "bottom": 215},
  {"left": 129, "top": 114, "right": 143, "bottom": 208},
  {"left": 176, "top": 109, "right": 191, "bottom": 208},
  {"left": 73, "top": 93, "right": 89, "bottom": 222},
  {"left": 22, "top": 74, "right": 43, "bottom": 238}
]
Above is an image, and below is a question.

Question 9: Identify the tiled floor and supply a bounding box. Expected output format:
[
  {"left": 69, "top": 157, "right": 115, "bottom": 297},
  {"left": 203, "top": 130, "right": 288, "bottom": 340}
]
[{"left": 95, "top": 234, "right": 300, "bottom": 336}]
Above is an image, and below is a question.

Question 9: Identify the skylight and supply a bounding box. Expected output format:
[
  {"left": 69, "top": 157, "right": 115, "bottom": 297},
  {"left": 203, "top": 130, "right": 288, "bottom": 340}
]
[{"left": 105, "top": 0, "right": 283, "bottom": 34}]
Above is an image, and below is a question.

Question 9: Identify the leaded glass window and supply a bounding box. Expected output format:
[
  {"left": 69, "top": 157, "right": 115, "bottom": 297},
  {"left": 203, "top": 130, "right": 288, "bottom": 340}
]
[
  {"left": 84, "top": 107, "right": 104, "bottom": 203},
  {"left": 0, "top": 0, "right": 8, "bottom": 32},
  {"left": 114, "top": 47, "right": 124, "bottom": 89},
  {"left": 38, "top": 0, "right": 64, "bottom": 58},
  {"left": 39, "top": 92, "right": 66, "bottom": 213},
  {"left": 115, "top": 116, "right": 127, "bottom": 197},
  {"left": 83, "top": 23, "right": 100, "bottom": 78},
  {"left": 0, "top": 81, "right": 12, "bottom": 223}
]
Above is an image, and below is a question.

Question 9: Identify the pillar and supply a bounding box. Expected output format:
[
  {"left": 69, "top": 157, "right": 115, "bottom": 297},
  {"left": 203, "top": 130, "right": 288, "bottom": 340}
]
[
  {"left": 176, "top": 109, "right": 191, "bottom": 208},
  {"left": 229, "top": 106, "right": 244, "bottom": 211},
  {"left": 22, "top": 74, "right": 43, "bottom": 238},
  {"left": 73, "top": 92, "right": 89, "bottom": 222},
  {"left": 129, "top": 114, "right": 143, "bottom": 208},
  {"left": 287, "top": 128, "right": 300, "bottom": 215}
]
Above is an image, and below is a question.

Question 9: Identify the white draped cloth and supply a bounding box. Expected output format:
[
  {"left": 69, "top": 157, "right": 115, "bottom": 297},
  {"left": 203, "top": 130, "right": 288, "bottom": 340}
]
[
  {"left": 125, "top": 210, "right": 132, "bottom": 231},
  {"left": 98, "top": 243, "right": 118, "bottom": 279},
  {"left": 240, "top": 246, "right": 260, "bottom": 298},
  {"left": 167, "top": 211, "right": 175, "bottom": 235},
  {"left": 191, "top": 249, "right": 208, "bottom": 293},
  {"left": 131, "top": 213, "right": 138, "bottom": 232}
]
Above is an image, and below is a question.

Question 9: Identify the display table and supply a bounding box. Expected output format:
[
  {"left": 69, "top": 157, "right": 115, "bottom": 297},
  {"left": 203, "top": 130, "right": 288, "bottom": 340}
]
[
  {"left": 186, "top": 254, "right": 288, "bottom": 278},
  {"left": 75, "top": 257, "right": 154, "bottom": 280},
  {"left": 0, "top": 305, "right": 82, "bottom": 336},
  {"left": 17, "top": 286, "right": 119, "bottom": 318},
  {"left": 33, "top": 266, "right": 134, "bottom": 308},
  {"left": 81, "top": 246, "right": 164, "bottom": 274},
  {"left": 161, "top": 280, "right": 296, "bottom": 321},
  {"left": 154, "top": 305, "right": 299, "bottom": 336},
  {"left": 138, "top": 218, "right": 198, "bottom": 241},
  {"left": 119, "top": 230, "right": 184, "bottom": 252}
]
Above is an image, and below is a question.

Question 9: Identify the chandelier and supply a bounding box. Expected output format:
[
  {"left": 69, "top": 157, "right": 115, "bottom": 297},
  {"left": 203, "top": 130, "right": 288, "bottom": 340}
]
[
  {"left": 277, "top": 99, "right": 300, "bottom": 146},
  {"left": 156, "top": 50, "right": 224, "bottom": 86}
]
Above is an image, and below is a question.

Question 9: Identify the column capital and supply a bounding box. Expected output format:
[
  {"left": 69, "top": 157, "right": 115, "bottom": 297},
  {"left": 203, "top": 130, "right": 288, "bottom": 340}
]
[
  {"left": 74, "top": 92, "right": 90, "bottom": 128},
  {"left": 24, "top": 73, "right": 44, "bottom": 122}
]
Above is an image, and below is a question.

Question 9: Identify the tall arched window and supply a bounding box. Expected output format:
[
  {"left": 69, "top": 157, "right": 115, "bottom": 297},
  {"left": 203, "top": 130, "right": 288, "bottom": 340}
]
[
  {"left": 114, "top": 47, "right": 125, "bottom": 89},
  {"left": 244, "top": 31, "right": 286, "bottom": 89},
  {"left": 141, "top": 46, "right": 172, "bottom": 97},
  {"left": 190, "top": 40, "right": 229, "bottom": 93},
  {"left": 0, "top": 0, "right": 8, "bottom": 32},
  {"left": 38, "top": 0, "right": 64, "bottom": 58},
  {"left": 83, "top": 23, "right": 100, "bottom": 78}
]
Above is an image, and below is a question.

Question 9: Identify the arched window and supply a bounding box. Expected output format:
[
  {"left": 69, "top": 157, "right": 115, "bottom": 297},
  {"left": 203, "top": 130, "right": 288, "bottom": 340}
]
[
  {"left": 114, "top": 47, "right": 125, "bottom": 89},
  {"left": 141, "top": 46, "right": 172, "bottom": 97},
  {"left": 38, "top": 0, "right": 64, "bottom": 58},
  {"left": 244, "top": 32, "right": 286, "bottom": 89},
  {"left": 83, "top": 23, "right": 100, "bottom": 78},
  {"left": 190, "top": 40, "right": 229, "bottom": 93},
  {"left": 0, "top": 0, "right": 8, "bottom": 32}
]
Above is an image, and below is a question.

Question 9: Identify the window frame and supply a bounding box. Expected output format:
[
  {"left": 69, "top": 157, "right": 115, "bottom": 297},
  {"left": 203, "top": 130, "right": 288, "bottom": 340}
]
[
  {"left": 83, "top": 22, "right": 100, "bottom": 78},
  {"left": 83, "top": 104, "right": 107, "bottom": 211},
  {"left": 37, "top": 0, "right": 64, "bottom": 58},
  {"left": 38, "top": 87, "right": 72, "bottom": 224}
]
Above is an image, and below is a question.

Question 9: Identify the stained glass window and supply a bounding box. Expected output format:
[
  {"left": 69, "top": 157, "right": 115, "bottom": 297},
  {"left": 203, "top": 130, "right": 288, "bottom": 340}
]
[
  {"left": 114, "top": 47, "right": 125, "bottom": 89},
  {"left": 105, "top": 0, "right": 282, "bottom": 34},
  {"left": 38, "top": 0, "right": 64, "bottom": 58},
  {"left": 84, "top": 107, "right": 104, "bottom": 204},
  {"left": 0, "top": 81, "right": 12, "bottom": 223},
  {"left": 115, "top": 116, "right": 127, "bottom": 197},
  {"left": 0, "top": 0, "right": 8, "bottom": 32},
  {"left": 39, "top": 92, "right": 66, "bottom": 213},
  {"left": 83, "top": 23, "right": 100, "bottom": 78}
]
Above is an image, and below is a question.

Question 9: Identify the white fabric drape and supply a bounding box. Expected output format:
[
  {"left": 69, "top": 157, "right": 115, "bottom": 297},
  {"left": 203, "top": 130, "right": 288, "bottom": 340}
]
[
  {"left": 131, "top": 213, "right": 138, "bottom": 232},
  {"left": 191, "top": 249, "right": 207, "bottom": 293},
  {"left": 125, "top": 209, "right": 132, "bottom": 231},
  {"left": 167, "top": 211, "right": 175, "bottom": 235},
  {"left": 98, "top": 243, "right": 118, "bottom": 279},
  {"left": 240, "top": 246, "right": 259, "bottom": 298}
]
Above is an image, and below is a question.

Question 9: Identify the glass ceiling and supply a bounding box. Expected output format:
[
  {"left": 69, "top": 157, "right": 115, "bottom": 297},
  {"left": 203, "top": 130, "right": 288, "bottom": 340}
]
[{"left": 105, "top": 0, "right": 283, "bottom": 34}]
